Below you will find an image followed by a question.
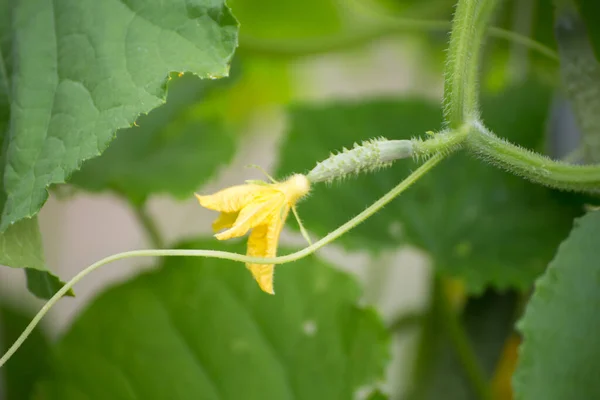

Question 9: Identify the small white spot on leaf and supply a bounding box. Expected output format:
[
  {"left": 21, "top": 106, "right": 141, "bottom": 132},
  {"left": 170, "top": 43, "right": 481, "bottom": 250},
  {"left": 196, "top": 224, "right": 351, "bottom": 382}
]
[{"left": 302, "top": 320, "right": 318, "bottom": 336}]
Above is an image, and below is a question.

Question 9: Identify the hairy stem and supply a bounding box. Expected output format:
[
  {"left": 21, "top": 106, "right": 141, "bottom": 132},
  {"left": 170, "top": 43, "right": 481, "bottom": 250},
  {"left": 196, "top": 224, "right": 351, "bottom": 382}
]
[
  {"left": 0, "top": 154, "right": 447, "bottom": 368},
  {"left": 468, "top": 121, "right": 600, "bottom": 192},
  {"left": 443, "top": 0, "right": 500, "bottom": 128}
]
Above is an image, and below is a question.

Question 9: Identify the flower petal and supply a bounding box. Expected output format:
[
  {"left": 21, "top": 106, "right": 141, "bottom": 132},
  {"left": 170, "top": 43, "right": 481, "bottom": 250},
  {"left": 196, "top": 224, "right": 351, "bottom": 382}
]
[
  {"left": 215, "top": 194, "right": 285, "bottom": 241},
  {"left": 212, "top": 212, "right": 238, "bottom": 233},
  {"left": 246, "top": 204, "right": 290, "bottom": 294},
  {"left": 195, "top": 184, "right": 277, "bottom": 213}
]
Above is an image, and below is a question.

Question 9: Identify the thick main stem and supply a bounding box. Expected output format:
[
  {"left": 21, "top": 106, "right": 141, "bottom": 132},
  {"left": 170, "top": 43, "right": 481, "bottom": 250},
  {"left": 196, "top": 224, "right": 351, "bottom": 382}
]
[
  {"left": 443, "top": 0, "right": 500, "bottom": 128},
  {"left": 467, "top": 121, "right": 600, "bottom": 192}
]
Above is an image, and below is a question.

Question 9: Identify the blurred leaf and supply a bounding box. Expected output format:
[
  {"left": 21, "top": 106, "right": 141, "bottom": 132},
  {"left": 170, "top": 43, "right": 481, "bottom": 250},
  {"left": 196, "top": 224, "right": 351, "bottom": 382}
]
[
  {"left": 199, "top": 57, "right": 294, "bottom": 124},
  {"left": 366, "top": 389, "right": 389, "bottom": 400},
  {"left": 0, "top": 0, "right": 237, "bottom": 230},
  {"left": 483, "top": 0, "right": 558, "bottom": 90},
  {"left": 555, "top": 1, "right": 600, "bottom": 163},
  {"left": 0, "top": 301, "right": 51, "bottom": 400},
  {"left": 277, "top": 81, "right": 581, "bottom": 292},
  {"left": 513, "top": 211, "right": 600, "bottom": 400},
  {"left": 70, "top": 74, "right": 237, "bottom": 205},
  {"left": 229, "top": 0, "right": 342, "bottom": 40},
  {"left": 408, "top": 287, "right": 518, "bottom": 400},
  {"left": 36, "top": 239, "right": 389, "bottom": 399}
]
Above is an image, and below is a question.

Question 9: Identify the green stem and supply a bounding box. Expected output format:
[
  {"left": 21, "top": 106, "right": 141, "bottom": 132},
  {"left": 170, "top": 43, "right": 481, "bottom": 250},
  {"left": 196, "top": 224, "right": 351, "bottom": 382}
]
[
  {"left": 443, "top": 0, "right": 500, "bottom": 128},
  {"left": 468, "top": 121, "right": 600, "bottom": 192},
  {"left": 238, "top": 20, "right": 558, "bottom": 63},
  {"left": 437, "top": 278, "right": 492, "bottom": 400},
  {"left": 133, "top": 204, "right": 165, "bottom": 249},
  {"left": 412, "top": 127, "right": 470, "bottom": 158},
  {"left": 0, "top": 154, "right": 447, "bottom": 369}
]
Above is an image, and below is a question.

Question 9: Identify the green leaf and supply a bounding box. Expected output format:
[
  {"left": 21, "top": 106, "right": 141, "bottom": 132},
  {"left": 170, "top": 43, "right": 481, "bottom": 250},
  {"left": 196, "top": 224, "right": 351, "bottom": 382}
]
[
  {"left": 0, "top": 0, "right": 67, "bottom": 296},
  {"left": 409, "top": 288, "right": 518, "bottom": 400},
  {"left": 0, "top": 0, "right": 238, "bottom": 230},
  {"left": 70, "top": 73, "right": 236, "bottom": 204},
  {"left": 35, "top": 239, "right": 389, "bottom": 399},
  {"left": 0, "top": 217, "right": 44, "bottom": 271},
  {"left": 0, "top": 217, "right": 70, "bottom": 299},
  {"left": 513, "top": 211, "right": 600, "bottom": 400},
  {"left": 0, "top": 301, "right": 51, "bottom": 400},
  {"left": 277, "top": 81, "right": 582, "bottom": 292},
  {"left": 26, "top": 268, "right": 74, "bottom": 300}
]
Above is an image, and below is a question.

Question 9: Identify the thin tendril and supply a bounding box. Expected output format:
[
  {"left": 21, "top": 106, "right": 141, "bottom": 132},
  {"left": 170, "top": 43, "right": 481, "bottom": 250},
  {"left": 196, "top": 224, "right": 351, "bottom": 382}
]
[
  {"left": 239, "top": 20, "right": 558, "bottom": 63},
  {"left": 0, "top": 154, "right": 445, "bottom": 369},
  {"left": 245, "top": 164, "right": 278, "bottom": 183},
  {"left": 292, "top": 205, "right": 312, "bottom": 246}
]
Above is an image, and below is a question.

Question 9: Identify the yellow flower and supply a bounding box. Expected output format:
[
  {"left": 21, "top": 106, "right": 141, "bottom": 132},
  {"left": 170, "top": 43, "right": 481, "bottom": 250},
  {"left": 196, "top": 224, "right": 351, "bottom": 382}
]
[{"left": 195, "top": 174, "right": 311, "bottom": 294}]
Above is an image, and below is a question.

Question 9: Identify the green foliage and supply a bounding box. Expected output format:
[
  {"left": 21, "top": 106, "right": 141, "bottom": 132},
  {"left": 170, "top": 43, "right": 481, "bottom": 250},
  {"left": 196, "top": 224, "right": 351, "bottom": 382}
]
[
  {"left": 409, "top": 288, "right": 517, "bottom": 399},
  {"left": 26, "top": 269, "right": 74, "bottom": 300},
  {"left": 0, "top": 301, "right": 51, "bottom": 400},
  {"left": 2, "top": 0, "right": 600, "bottom": 399},
  {"left": 35, "top": 240, "right": 389, "bottom": 399},
  {"left": 1, "top": 0, "right": 66, "bottom": 294},
  {"left": 513, "top": 211, "right": 600, "bottom": 400},
  {"left": 482, "top": 0, "right": 557, "bottom": 88},
  {"left": 230, "top": 0, "right": 342, "bottom": 40},
  {"left": 0, "top": 0, "right": 238, "bottom": 231},
  {"left": 70, "top": 74, "right": 237, "bottom": 204},
  {"left": 0, "top": 217, "right": 44, "bottom": 272},
  {"left": 0, "top": 218, "right": 70, "bottom": 299},
  {"left": 278, "top": 81, "right": 582, "bottom": 292}
]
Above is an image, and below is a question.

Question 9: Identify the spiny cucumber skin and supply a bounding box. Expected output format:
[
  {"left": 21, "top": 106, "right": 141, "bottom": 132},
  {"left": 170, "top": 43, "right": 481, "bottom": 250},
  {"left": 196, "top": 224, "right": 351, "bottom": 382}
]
[{"left": 307, "top": 138, "right": 413, "bottom": 183}]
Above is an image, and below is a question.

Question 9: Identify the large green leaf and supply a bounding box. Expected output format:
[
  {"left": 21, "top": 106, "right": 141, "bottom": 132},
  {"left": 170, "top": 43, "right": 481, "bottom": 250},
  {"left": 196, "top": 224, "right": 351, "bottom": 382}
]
[
  {"left": 277, "top": 81, "right": 582, "bottom": 292},
  {"left": 0, "top": 0, "right": 67, "bottom": 297},
  {"left": 513, "top": 211, "right": 600, "bottom": 399},
  {"left": 70, "top": 73, "right": 236, "bottom": 205},
  {"left": 0, "top": 301, "right": 51, "bottom": 400},
  {"left": 0, "top": 0, "right": 238, "bottom": 230},
  {"left": 35, "top": 239, "right": 389, "bottom": 399}
]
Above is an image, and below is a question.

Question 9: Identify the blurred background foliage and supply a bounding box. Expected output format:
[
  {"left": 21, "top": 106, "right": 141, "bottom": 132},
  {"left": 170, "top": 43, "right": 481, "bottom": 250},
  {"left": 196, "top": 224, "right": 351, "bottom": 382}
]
[{"left": 1, "top": 0, "right": 597, "bottom": 399}]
